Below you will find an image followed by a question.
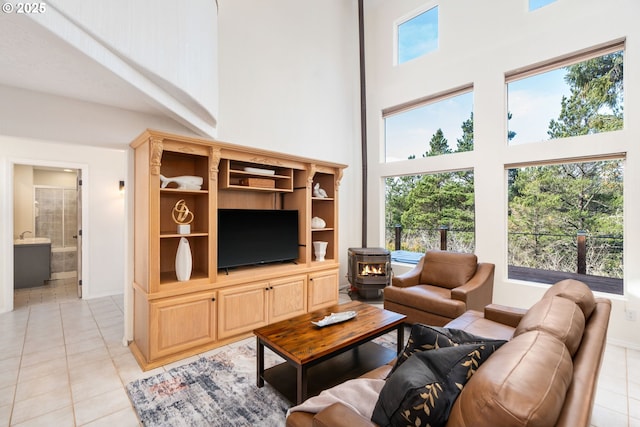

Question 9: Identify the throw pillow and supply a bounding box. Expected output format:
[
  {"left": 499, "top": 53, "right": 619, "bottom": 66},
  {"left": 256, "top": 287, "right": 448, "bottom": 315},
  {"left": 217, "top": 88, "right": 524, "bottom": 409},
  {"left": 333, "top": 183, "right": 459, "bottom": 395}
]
[
  {"left": 372, "top": 340, "right": 506, "bottom": 427},
  {"left": 390, "top": 323, "right": 502, "bottom": 375}
]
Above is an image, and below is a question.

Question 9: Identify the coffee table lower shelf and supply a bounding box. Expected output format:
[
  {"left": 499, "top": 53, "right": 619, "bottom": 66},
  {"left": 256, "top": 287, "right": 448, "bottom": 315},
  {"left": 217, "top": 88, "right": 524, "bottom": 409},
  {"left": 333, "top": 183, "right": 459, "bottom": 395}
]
[{"left": 262, "top": 341, "right": 395, "bottom": 404}]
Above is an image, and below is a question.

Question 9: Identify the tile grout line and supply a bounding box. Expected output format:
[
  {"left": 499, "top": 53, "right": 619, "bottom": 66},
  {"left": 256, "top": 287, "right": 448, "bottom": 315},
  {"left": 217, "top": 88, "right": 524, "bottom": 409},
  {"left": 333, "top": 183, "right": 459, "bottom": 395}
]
[
  {"left": 62, "top": 300, "right": 79, "bottom": 427},
  {"left": 8, "top": 306, "right": 30, "bottom": 427}
]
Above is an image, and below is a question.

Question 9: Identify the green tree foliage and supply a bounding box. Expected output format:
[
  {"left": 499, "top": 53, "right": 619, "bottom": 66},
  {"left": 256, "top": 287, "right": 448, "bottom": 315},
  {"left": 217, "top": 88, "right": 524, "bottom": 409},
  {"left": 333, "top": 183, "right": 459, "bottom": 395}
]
[
  {"left": 385, "top": 175, "right": 420, "bottom": 227},
  {"left": 424, "top": 129, "right": 451, "bottom": 157},
  {"left": 456, "top": 113, "right": 474, "bottom": 153},
  {"left": 400, "top": 171, "right": 474, "bottom": 231},
  {"left": 548, "top": 51, "right": 623, "bottom": 138},
  {"left": 509, "top": 161, "right": 622, "bottom": 236}
]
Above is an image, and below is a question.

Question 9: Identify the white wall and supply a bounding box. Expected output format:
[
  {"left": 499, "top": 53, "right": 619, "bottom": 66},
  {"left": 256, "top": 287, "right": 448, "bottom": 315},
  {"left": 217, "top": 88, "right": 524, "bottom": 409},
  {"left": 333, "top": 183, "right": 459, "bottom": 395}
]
[
  {"left": 217, "top": 0, "right": 363, "bottom": 285},
  {"left": 0, "top": 85, "right": 194, "bottom": 147},
  {"left": 0, "top": 137, "right": 127, "bottom": 312},
  {"left": 364, "top": 0, "right": 640, "bottom": 348},
  {"left": 13, "top": 165, "right": 33, "bottom": 240}
]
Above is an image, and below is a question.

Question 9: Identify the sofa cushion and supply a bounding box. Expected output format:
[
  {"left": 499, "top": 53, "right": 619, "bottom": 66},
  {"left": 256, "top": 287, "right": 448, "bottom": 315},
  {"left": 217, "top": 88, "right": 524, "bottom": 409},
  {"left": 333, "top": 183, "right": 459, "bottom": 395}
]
[
  {"left": 543, "top": 279, "right": 596, "bottom": 320},
  {"left": 447, "top": 330, "right": 573, "bottom": 427},
  {"left": 372, "top": 340, "right": 504, "bottom": 427},
  {"left": 383, "top": 285, "right": 466, "bottom": 319},
  {"left": 390, "top": 323, "right": 507, "bottom": 375},
  {"left": 445, "top": 310, "right": 516, "bottom": 341},
  {"left": 514, "top": 295, "right": 585, "bottom": 356},
  {"left": 420, "top": 251, "right": 478, "bottom": 289}
]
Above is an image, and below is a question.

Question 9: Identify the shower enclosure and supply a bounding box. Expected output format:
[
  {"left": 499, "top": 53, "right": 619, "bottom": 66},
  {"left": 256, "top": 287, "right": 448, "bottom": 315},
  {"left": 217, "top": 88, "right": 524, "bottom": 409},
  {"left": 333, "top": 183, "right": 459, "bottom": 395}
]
[{"left": 34, "top": 186, "right": 78, "bottom": 279}]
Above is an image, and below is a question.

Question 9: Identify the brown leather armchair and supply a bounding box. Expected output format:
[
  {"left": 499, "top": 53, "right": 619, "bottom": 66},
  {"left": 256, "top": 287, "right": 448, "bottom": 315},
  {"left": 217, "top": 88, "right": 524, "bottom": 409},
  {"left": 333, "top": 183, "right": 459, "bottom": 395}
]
[{"left": 384, "top": 250, "right": 494, "bottom": 326}]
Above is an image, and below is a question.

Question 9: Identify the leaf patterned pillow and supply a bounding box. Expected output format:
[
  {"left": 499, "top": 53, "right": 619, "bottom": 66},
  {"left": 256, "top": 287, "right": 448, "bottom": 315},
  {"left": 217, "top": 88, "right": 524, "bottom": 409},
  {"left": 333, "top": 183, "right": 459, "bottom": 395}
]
[
  {"left": 389, "top": 323, "right": 502, "bottom": 376},
  {"left": 372, "top": 340, "right": 506, "bottom": 427}
]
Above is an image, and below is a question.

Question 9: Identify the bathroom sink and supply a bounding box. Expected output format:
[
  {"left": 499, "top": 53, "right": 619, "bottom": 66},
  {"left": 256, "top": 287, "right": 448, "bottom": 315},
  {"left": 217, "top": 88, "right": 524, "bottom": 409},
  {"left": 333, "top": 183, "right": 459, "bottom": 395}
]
[{"left": 14, "top": 237, "right": 51, "bottom": 245}]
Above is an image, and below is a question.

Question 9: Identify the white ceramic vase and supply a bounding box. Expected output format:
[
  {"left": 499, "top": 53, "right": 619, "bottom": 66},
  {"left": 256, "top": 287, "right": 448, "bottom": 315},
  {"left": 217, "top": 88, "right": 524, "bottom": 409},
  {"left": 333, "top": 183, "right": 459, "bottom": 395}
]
[
  {"left": 313, "top": 241, "right": 328, "bottom": 262},
  {"left": 175, "top": 237, "right": 192, "bottom": 281},
  {"left": 311, "top": 216, "right": 326, "bottom": 229}
]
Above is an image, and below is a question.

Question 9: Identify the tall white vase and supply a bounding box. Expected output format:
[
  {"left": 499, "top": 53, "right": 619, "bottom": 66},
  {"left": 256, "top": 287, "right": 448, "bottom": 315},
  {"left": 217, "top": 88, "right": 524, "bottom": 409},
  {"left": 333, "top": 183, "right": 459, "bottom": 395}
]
[
  {"left": 175, "top": 237, "right": 192, "bottom": 281},
  {"left": 313, "top": 241, "right": 328, "bottom": 262}
]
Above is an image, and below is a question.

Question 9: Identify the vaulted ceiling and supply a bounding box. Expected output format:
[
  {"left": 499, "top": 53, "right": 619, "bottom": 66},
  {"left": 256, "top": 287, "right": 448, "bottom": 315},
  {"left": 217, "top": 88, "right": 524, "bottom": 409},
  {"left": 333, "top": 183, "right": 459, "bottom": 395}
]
[{"left": 0, "top": 15, "right": 162, "bottom": 115}]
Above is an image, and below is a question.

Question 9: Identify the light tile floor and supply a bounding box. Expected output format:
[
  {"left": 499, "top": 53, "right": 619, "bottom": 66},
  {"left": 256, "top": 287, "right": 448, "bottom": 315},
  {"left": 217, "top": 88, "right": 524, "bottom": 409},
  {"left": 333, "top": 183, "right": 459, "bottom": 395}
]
[{"left": 1, "top": 279, "right": 638, "bottom": 426}]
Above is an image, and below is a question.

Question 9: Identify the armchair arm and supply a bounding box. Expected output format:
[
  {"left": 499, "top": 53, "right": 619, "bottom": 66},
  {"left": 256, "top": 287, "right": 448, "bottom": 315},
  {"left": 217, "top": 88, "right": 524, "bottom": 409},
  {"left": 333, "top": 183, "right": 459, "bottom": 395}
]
[
  {"left": 391, "top": 256, "right": 425, "bottom": 288},
  {"left": 312, "top": 403, "right": 377, "bottom": 427},
  {"left": 484, "top": 303, "right": 527, "bottom": 328},
  {"left": 450, "top": 262, "right": 495, "bottom": 311}
]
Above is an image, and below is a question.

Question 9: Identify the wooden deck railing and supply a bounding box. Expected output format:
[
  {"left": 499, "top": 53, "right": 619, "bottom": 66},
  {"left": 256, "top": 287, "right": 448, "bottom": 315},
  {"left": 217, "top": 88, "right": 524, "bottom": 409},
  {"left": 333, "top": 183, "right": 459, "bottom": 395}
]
[{"left": 389, "top": 225, "right": 623, "bottom": 295}]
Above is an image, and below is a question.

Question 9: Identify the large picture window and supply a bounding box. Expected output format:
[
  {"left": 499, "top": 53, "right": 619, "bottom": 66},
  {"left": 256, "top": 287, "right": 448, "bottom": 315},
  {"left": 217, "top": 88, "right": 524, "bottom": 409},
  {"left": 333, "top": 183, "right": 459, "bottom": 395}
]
[
  {"left": 384, "top": 89, "right": 473, "bottom": 163},
  {"left": 507, "top": 45, "right": 624, "bottom": 145},
  {"left": 507, "top": 159, "right": 623, "bottom": 294}
]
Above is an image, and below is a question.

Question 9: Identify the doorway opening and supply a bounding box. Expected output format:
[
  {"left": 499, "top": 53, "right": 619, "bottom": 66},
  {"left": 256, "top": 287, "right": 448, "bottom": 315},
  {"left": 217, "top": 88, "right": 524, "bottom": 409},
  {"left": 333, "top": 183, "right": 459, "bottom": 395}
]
[{"left": 13, "top": 164, "right": 83, "bottom": 308}]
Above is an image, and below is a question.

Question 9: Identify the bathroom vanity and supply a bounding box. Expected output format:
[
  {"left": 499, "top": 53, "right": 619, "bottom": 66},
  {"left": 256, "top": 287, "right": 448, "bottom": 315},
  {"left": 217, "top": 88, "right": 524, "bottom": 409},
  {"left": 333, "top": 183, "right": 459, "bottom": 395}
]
[{"left": 14, "top": 238, "right": 51, "bottom": 289}]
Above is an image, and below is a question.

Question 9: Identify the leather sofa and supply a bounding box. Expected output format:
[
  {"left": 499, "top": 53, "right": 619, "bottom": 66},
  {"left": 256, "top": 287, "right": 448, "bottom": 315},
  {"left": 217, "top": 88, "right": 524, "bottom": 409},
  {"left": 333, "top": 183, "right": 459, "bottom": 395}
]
[
  {"left": 286, "top": 279, "right": 612, "bottom": 427},
  {"left": 384, "top": 250, "right": 495, "bottom": 326}
]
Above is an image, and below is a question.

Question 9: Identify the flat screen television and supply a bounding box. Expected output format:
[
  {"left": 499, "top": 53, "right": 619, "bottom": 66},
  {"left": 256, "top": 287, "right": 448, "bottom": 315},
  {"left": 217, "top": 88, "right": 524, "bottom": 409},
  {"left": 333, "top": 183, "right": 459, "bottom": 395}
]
[{"left": 217, "top": 209, "right": 299, "bottom": 270}]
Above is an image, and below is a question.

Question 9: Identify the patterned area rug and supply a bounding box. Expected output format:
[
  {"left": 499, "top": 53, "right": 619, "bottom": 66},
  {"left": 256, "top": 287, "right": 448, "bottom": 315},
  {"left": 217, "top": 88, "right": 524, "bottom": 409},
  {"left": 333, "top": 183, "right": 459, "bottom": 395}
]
[
  {"left": 126, "top": 331, "right": 403, "bottom": 426},
  {"left": 126, "top": 343, "right": 289, "bottom": 427}
]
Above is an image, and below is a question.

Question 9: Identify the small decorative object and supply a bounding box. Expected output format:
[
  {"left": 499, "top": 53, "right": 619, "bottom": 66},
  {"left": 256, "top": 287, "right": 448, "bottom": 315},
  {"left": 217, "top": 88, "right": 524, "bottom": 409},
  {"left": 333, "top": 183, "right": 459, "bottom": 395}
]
[
  {"left": 243, "top": 166, "right": 275, "bottom": 175},
  {"left": 311, "top": 311, "right": 357, "bottom": 327},
  {"left": 160, "top": 174, "right": 203, "bottom": 190},
  {"left": 239, "top": 177, "right": 275, "bottom": 188},
  {"left": 172, "top": 199, "right": 194, "bottom": 234},
  {"left": 311, "top": 216, "right": 326, "bottom": 229},
  {"left": 313, "top": 241, "right": 328, "bottom": 262},
  {"left": 175, "top": 237, "right": 192, "bottom": 281},
  {"left": 313, "top": 183, "right": 328, "bottom": 198}
]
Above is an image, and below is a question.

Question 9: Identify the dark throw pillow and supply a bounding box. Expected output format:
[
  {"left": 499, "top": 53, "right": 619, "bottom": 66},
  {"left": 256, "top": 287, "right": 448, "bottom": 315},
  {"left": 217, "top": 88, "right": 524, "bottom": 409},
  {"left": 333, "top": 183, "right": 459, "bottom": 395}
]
[
  {"left": 372, "top": 340, "right": 505, "bottom": 427},
  {"left": 389, "top": 323, "right": 501, "bottom": 376}
]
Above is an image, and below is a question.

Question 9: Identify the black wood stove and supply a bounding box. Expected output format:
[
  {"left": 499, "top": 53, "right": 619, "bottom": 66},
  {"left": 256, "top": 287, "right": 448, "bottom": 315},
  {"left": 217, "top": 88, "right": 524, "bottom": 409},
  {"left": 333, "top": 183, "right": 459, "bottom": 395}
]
[{"left": 347, "top": 247, "right": 391, "bottom": 299}]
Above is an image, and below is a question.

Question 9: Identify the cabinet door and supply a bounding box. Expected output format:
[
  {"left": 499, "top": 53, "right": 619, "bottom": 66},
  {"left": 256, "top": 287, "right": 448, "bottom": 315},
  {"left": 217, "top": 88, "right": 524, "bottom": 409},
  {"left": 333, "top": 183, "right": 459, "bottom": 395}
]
[
  {"left": 308, "top": 269, "right": 339, "bottom": 311},
  {"left": 149, "top": 291, "right": 217, "bottom": 359},
  {"left": 218, "top": 282, "right": 269, "bottom": 339},
  {"left": 269, "top": 275, "right": 307, "bottom": 323}
]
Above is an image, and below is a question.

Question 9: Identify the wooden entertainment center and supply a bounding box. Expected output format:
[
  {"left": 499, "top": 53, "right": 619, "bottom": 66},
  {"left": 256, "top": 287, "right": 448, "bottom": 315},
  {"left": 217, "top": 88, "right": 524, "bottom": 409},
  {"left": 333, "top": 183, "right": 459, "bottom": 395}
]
[{"left": 129, "top": 129, "right": 347, "bottom": 370}]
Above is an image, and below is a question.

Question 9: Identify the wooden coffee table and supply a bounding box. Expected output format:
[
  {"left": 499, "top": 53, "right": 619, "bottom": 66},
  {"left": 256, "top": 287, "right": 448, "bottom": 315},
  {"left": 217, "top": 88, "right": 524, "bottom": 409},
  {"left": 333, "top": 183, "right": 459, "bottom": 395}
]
[{"left": 254, "top": 301, "right": 406, "bottom": 404}]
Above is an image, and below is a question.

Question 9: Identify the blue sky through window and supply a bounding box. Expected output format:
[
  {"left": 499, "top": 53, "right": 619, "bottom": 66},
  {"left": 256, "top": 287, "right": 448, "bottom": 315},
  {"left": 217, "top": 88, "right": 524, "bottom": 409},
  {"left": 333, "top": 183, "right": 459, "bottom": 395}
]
[
  {"left": 508, "top": 68, "right": 571, "bottom": 144},
  {"left": 529, "top": 0, "right": 557, "bottom": 11},
  {"left": 398, "top": 6, "right": 438, "bottom": 64},
  {"left": 385, "top": 91, "right": 473, "bottom": 162}
]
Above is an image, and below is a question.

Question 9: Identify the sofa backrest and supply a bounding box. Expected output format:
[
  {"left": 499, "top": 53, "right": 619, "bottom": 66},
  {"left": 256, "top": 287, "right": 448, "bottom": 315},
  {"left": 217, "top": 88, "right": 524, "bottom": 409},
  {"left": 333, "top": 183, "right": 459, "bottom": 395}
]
[
  {"left": 513, "top": 296, "right": 585, "bottom": 356},
  {"left": 446, "top": 330, "right": 573, "bottom": 427},
  {"left": 543, "top": 279, "right": 596, "bottom": 320},
  {"left": 420, "top": 251, "right": 478, "bottom": 290},
  {"left": 446, "top": 279, "right": 608, "bottom": 427}
]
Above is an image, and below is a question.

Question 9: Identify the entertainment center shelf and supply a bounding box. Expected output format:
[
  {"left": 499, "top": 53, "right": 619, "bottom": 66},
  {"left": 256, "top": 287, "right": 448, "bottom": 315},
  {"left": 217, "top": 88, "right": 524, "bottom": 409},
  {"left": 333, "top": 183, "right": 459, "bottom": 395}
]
[
  {"left": 130, "top": 129, "right": 346, "bottom": 370},
  {"left": 219, "top": 158, "right": 294, "bottom": 192}
]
